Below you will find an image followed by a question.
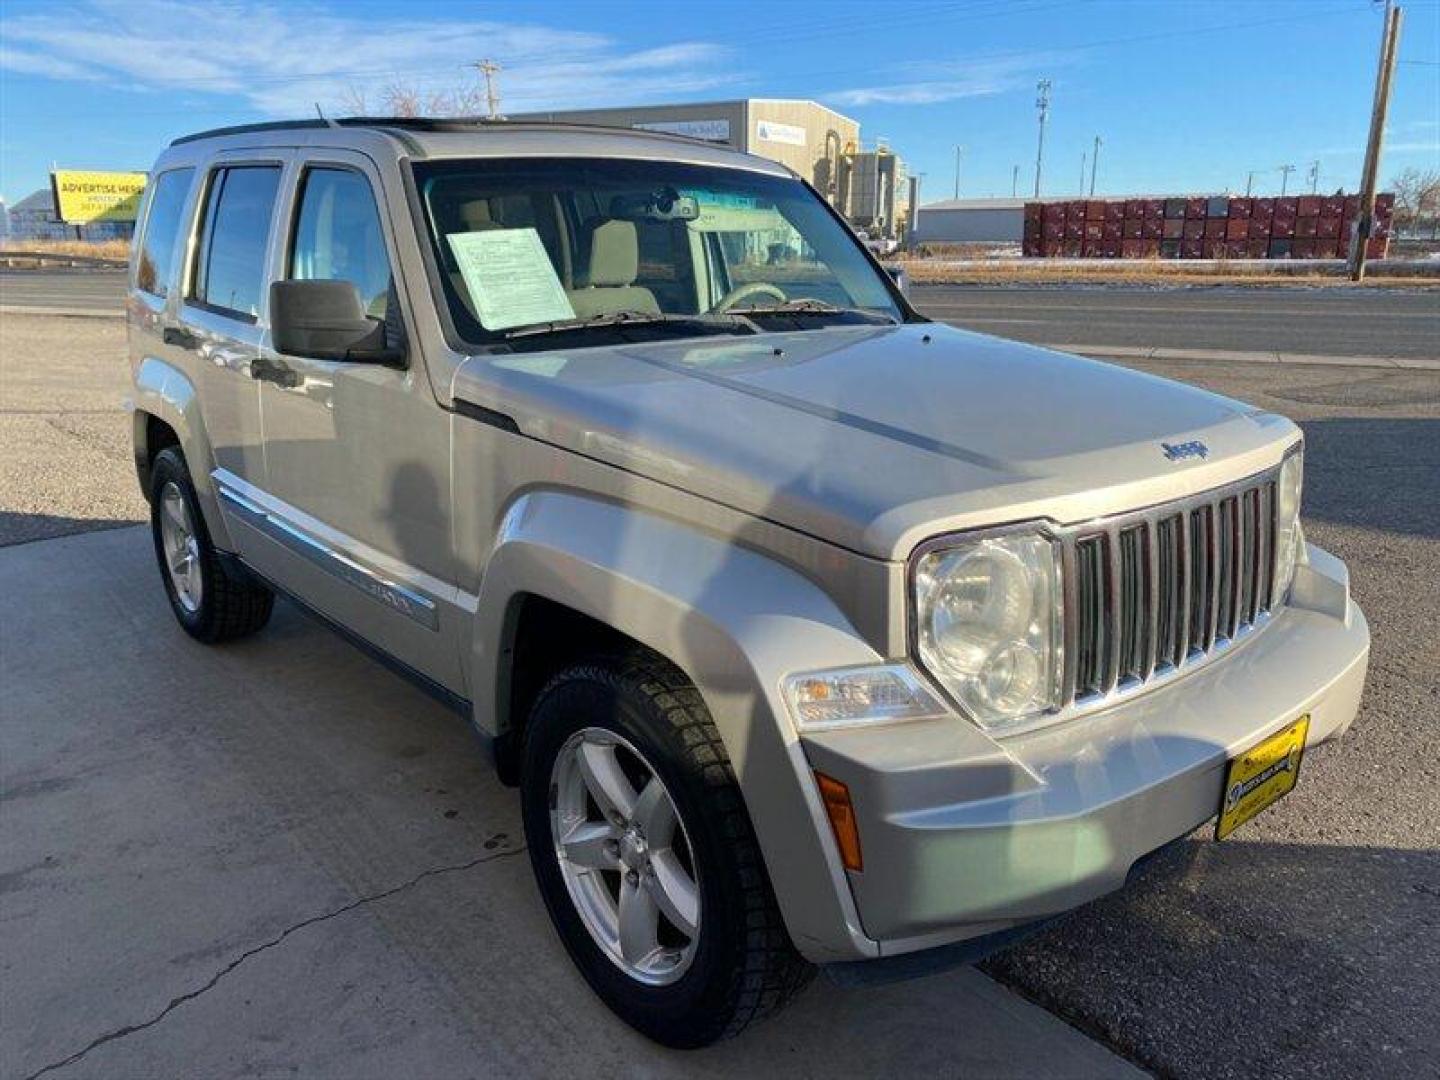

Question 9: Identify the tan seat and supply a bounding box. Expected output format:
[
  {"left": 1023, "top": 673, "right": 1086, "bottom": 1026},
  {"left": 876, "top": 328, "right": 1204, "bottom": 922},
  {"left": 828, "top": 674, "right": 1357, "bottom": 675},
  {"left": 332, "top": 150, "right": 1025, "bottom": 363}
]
[{"left": 567, "top": 219, "right": 660, "bottom": 318}]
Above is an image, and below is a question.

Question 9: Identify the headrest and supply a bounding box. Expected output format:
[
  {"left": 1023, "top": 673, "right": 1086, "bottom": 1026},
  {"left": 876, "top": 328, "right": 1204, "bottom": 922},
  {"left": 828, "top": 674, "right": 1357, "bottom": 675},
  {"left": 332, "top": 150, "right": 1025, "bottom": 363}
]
[
  {"left": 581, "top": 219, "right": 638, "bottom": 287},
  {"left": 458, "top": 199, "right": 498, "bottom": 230}
]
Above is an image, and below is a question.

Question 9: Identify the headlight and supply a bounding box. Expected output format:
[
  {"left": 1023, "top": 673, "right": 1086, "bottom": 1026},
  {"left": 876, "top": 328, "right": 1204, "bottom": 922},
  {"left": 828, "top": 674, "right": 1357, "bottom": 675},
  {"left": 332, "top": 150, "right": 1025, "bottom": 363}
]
[
  {"left": 913, "top": 529, "right": 1063, "bottom": 731},
  {"left": 1272, "top": 445, "right": 1304, "bottom": 606}
]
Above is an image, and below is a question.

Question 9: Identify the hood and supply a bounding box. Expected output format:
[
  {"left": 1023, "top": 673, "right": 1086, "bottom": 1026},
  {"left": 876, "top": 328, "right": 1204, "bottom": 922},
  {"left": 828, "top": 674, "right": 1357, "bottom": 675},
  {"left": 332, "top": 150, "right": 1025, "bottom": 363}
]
[{"left": 452, "top": 323, "right": 1299, "bottom": 560}]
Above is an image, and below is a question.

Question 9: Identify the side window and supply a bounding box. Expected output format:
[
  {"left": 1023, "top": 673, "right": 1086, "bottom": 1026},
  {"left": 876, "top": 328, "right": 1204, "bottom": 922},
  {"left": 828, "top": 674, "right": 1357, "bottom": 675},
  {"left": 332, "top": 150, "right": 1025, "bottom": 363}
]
[
  {"left": 192, "top": 165, "right": 281, "bottom": 321},
  {"left": 289, "top": 167, "right": 391, "bottom": 317},
  {"left": 134, "top": 168, "right": 193, "bottom": 298}
]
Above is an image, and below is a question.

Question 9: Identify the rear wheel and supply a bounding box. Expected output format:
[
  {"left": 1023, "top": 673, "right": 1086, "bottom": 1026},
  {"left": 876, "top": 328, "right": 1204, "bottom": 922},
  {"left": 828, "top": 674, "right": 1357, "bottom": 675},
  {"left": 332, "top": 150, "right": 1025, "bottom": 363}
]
[
  {"left": 149, "top": 447, "right": 273, "bottom": 643},
  {"left": 520, "top": 653, "right": 812, "bottom": 1047}
]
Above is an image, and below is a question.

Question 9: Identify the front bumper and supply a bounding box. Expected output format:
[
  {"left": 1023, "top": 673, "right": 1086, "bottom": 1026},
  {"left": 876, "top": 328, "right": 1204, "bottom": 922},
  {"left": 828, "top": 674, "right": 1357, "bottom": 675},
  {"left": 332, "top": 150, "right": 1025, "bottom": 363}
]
[{"left": 799, "top": 543, "right": 1369, "bottom": 959}]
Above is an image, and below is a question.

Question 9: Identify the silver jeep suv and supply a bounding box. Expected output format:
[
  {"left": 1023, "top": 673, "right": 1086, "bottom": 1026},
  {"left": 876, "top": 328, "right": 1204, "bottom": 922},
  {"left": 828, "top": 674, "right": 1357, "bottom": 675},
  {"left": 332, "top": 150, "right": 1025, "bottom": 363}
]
[{"left": 126, "top": 118, "right": 1370, "bottom": 1047}]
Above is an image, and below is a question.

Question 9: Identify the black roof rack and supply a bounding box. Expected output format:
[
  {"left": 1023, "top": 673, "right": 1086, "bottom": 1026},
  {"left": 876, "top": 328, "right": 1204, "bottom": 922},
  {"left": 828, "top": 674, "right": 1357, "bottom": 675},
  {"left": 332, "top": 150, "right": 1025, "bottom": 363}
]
[{"left": 168, "top": 115, "right": 726, "bottom": 149}]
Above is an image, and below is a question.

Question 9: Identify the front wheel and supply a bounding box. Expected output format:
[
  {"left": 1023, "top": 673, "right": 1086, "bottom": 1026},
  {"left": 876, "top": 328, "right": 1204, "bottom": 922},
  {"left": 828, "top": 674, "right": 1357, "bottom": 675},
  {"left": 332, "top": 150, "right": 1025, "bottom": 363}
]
[{"left": 520, "top": 654, "right": 812, "bottom": 1047}]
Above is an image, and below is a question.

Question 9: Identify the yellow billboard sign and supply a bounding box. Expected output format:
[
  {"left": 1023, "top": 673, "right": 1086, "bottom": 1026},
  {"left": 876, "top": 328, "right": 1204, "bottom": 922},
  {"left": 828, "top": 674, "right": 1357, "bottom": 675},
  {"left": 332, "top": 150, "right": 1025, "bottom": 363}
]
[{"left": 50, "top": 170, "right": 148, "bottom": 224}]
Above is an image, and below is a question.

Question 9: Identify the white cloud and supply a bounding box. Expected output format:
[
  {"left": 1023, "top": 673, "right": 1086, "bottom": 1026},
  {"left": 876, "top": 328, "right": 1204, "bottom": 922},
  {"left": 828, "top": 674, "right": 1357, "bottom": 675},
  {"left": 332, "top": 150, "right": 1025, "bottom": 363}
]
[
  {"left": 0, "top": 45, "right": 102, "bottom": 82},
  {"left": 824, "top": 56, "right": 1055, "bottom": 107},
  {"left": 0, "top": 0, "right": 737, "bottom": 116}
]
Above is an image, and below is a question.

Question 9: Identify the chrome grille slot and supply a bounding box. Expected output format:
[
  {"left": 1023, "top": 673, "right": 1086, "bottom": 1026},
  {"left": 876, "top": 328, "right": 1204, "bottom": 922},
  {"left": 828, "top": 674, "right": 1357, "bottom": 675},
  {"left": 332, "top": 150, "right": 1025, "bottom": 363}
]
[
  {"left": 1239, "top": 487, "right": 1259, "bottom": 626},
  {"left": 1074, "top": 536, "right": 1107, "bottom": 696},
  {"left": 1216, "top": 496, "right": 1237, "bottom": 641},
  {"left": 1189, "top": 505, "right": 1211, "bottom": 652},
  {"left": 1117, "top": 526, "right": 1147, "bottom": 683},
  {"left": 1155, "top": 515, "right": 1182, "bottom": 668},
  {"left": 1049, "top": 466, "right": 1282, "bottom": 722}
]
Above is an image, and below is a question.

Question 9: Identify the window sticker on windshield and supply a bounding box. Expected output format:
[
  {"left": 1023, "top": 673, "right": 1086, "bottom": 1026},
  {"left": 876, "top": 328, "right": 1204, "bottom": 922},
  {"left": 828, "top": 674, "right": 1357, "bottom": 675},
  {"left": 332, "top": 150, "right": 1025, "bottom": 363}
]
[{"left": 447, "top": 227, "right": 574, "bottom": 330}]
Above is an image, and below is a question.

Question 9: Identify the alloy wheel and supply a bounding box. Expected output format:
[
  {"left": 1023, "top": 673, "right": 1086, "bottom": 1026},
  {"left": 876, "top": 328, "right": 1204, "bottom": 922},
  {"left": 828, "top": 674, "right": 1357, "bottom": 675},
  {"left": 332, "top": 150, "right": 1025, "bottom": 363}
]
[{"left": 549, "top": 727, "right": 701, "bottom": 985}]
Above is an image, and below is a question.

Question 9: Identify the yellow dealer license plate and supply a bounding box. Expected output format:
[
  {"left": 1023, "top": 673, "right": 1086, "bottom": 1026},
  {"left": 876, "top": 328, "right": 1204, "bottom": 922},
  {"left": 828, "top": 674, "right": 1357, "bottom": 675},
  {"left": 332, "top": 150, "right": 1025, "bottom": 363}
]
[{"left": 1216, "top": 714, "right": 1310, "bottom": 840}]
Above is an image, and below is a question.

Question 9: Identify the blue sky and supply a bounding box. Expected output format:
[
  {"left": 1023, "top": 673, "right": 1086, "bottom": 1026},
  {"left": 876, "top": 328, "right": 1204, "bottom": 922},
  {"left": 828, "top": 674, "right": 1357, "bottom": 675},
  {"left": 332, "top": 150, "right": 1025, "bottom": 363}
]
[{"left": 2, "top": 0, "right": 1437, "bottom": 205}]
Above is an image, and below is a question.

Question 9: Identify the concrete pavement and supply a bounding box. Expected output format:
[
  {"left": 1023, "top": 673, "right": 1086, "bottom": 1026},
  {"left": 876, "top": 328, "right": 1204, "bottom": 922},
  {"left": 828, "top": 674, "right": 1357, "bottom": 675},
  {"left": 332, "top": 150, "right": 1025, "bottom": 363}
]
[{"left": 0, "top": 526, "right": 1145, "bottom": 1079}]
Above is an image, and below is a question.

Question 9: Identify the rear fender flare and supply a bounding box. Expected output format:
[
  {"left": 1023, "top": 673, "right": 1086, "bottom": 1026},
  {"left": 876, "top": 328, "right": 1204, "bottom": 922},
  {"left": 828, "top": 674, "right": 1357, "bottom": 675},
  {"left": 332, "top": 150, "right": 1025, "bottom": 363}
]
[{"left": 130, "top": 357, "right": 233, "bottom": 550}]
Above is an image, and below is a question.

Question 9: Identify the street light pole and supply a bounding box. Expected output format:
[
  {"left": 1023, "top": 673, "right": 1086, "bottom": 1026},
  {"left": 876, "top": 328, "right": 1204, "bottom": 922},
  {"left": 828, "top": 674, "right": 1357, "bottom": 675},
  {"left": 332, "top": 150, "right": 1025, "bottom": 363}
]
[
  {"left": 1089, "top": 135, "right": 1102, "bottom": 197},
  {"left": 1278, "top": 164, "right": 1296, "bottom": 196},
  {"left": 954, "top": 145, "right": 964, "bottom": 200},
  {"left": 1012, "top": 164, "right": 1020, "bottom": 198}
]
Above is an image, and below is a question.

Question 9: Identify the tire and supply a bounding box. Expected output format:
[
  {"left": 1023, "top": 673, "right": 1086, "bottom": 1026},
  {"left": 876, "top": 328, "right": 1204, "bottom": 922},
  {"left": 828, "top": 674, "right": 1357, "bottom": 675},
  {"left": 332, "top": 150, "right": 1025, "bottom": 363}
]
[
  {"left": 520, "top": 652, "right": 813, "bottom": 1048},
  {"left": 149, "top": 447, "right": 273, "bottom": 643}
]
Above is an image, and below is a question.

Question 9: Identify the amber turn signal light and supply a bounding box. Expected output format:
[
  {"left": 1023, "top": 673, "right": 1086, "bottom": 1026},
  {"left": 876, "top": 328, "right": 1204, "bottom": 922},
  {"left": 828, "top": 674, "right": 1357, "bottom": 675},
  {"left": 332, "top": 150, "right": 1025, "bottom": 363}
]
[{"left": 815, "top": 772, "right": 862, "bottom": 872}]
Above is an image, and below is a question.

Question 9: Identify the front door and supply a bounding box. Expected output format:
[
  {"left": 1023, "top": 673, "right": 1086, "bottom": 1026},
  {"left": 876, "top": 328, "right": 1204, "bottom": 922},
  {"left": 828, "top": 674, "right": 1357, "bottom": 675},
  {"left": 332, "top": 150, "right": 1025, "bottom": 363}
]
[{"left": 244, "top": 151, "right": 462, "bottom": 692}]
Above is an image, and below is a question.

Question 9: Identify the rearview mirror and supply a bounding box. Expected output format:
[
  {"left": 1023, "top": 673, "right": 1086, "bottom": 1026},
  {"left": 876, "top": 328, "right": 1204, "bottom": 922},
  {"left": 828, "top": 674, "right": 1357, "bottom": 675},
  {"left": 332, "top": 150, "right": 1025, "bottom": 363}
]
[
  {"left": 269, "top": 279, "right": 402, "bottom": 364},
  {"left": 608, "top": 190, "right": 700, "bottom": 222}
]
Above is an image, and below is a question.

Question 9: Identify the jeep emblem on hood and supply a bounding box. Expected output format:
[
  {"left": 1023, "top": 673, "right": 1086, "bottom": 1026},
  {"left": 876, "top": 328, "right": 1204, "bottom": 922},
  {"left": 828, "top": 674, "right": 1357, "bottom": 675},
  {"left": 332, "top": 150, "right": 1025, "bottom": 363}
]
[{"left": 1161, "top": 440, "right": 1209, "bottom": 461}]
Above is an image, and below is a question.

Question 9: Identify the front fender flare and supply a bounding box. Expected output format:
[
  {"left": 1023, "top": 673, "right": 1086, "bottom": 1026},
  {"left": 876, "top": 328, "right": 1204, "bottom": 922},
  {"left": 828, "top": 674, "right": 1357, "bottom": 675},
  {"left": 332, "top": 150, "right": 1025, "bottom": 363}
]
[{"left": 470, "top": 491, "right": 881, "bottom": 961}]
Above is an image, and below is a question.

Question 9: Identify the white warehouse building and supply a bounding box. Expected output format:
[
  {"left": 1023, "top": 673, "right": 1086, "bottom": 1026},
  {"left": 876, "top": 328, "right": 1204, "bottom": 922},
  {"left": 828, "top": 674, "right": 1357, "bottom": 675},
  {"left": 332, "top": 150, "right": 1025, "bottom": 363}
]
[{"left": 913, "top": 197, "right": 1026, "bottom": 244}]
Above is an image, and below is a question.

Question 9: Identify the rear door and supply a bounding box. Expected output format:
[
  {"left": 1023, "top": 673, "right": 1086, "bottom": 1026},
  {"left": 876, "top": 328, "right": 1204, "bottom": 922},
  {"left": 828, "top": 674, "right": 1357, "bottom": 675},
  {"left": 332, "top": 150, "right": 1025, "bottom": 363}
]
[{"left": 174, "top": 152, "right": 289, "bottom": 529}]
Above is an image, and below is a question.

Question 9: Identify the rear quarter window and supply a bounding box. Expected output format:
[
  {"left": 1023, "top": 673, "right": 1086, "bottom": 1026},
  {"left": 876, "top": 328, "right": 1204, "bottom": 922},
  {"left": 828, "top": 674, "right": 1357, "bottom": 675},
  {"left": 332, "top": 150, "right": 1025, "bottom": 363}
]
[{"left": 134, "top": 168, "right": 194, "bottom": 298}]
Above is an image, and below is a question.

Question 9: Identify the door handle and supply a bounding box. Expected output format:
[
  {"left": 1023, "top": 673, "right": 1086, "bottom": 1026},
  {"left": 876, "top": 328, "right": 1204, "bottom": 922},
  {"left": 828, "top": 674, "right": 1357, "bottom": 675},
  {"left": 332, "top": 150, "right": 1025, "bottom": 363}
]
[
  {"left": 163, "top": 326, "right": 200, "bottom": 349},
  {"left": 250, "top": 354, "right": 299, "bottom": 388}
]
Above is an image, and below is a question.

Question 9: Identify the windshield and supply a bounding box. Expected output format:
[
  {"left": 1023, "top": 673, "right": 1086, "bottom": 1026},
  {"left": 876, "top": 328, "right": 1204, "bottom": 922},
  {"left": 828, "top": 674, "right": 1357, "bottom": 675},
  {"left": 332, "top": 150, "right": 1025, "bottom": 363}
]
[{"left": 411, "top": 157, "right": 905, "bottom": 347}]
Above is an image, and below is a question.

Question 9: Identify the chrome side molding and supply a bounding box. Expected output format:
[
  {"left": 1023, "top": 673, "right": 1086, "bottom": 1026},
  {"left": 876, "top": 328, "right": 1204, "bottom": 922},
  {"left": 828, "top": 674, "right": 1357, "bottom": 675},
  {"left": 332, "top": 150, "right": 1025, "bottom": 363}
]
[{"left": 217, "top": 483, "right": 439, "bottom": 632}]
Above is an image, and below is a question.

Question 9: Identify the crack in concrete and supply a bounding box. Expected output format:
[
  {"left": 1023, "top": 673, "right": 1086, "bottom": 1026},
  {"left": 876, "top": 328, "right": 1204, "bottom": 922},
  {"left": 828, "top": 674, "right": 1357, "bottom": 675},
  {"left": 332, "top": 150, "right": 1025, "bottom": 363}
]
[{"left": 24, "top": 842, "right": 528, "bottom": 1080}]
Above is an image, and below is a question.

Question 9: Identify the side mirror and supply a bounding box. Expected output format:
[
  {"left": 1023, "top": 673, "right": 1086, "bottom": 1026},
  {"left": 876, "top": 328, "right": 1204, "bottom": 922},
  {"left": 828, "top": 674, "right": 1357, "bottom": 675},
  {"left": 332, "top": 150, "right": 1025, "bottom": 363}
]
[
  {"left": 884, "top": 264, "right": 911, "bottom": 298},
  {"left": 269, "top": 279, "right": 403, "bottom": 364}
]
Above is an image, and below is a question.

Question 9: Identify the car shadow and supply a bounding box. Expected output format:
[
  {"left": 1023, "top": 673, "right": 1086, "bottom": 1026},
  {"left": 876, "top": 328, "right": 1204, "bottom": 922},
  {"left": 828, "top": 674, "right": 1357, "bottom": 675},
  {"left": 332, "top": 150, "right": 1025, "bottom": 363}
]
[{"left": 0, "top": 511, "right": 143, "bottom": 548}]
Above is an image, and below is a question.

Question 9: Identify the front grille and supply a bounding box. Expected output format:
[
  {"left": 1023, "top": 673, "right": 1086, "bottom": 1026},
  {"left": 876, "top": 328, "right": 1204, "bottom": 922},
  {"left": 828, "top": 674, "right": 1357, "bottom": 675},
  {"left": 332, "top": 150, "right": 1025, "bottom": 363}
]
[{"left": 1066, "top": 471, "right": 1278, "bottom": 707}]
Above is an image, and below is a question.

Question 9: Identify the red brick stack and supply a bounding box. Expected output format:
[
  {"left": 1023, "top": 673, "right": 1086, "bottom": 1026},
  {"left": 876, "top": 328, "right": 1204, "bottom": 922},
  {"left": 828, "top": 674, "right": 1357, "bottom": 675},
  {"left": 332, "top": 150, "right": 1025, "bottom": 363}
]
[{"left": 1022, "top": 193, "right": 1393, "bottom": 259}]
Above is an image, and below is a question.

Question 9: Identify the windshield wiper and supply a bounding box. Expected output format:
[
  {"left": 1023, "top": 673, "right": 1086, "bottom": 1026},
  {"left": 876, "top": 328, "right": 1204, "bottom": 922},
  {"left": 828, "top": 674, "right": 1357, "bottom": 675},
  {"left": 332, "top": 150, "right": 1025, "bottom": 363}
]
[
  {"left": 735, "top": 299, "right": 898, "bottom": 325},
  {"left": 503, "top": 310, "right": 755, "bottom": 341}
]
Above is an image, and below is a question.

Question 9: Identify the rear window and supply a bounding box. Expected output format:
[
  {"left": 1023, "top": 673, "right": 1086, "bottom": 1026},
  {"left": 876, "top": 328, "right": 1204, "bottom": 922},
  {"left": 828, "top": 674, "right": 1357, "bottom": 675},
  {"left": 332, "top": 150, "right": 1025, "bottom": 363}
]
[
  {"left": 134, "top": 169, "right": 193, "bottom": 298},
  {"left": 192, "top": 165, "right": 281, "bottom": 320}
]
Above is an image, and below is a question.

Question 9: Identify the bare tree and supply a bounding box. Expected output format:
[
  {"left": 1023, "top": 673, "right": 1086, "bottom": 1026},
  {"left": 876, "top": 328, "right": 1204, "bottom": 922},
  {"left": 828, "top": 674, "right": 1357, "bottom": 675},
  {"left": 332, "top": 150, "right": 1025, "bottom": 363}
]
[
  {"left": 337, "top": 85, "right": 369, "bottom": 116},
  {"left": 337, "top": 80, "right": 489, "bottom": 119},
  {"left": 1390, "top": 167, "right": 1440, "bottom": 239}
]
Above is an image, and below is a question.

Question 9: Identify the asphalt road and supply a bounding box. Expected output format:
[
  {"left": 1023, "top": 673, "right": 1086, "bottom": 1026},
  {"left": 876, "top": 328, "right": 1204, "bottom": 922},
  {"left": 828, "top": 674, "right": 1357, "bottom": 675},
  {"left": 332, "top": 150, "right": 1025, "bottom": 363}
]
[
  {"left": 0, "top": 269, "right": 128, "bottom": 312},
  {"left": 913, "top": 283, "right": 1440, "bottom": 360},
  {"left": 1, "top": 290, "right": 1437, "bottom": 1078},
  {"left": 4, "top": 270, "right": 1437, "bottom": 361}
]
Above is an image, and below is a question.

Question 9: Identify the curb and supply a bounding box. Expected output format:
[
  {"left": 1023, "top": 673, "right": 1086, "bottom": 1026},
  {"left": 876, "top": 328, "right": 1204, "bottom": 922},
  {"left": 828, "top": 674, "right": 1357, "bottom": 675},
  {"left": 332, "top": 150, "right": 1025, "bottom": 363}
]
[
  {"left": 1042, "top": 342, "right": 1440, "bottom": 371},
  {"left": 0, "top": 305, "right": 122, "bottom": 320}
]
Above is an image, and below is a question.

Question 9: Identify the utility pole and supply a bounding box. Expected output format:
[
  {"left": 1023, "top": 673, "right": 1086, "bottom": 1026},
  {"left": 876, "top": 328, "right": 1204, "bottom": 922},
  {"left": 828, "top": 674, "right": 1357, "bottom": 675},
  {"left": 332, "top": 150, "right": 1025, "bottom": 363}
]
[
  {"left": 1012, "top": 164, "right": 1020, "bottom": 198},
  {"left": 1089, "top": 135, "right": 1102, "bottom": 197},
  {"left": 954, "top": 145, "right": 964, "bottom": 200},
  {"left": 1278, "top": 163, "right": 1296, "bottom": 196},
  {"left": 474, "top": 59, "right": 503, "bottom": 119},
  {"left": 1352, "top": 1, "right": 1403, "bottom": 281},
  {"left": 1246, "top": 170, "right": 1259, "bottom": 197},
  {"left": 1307, "top": 160, "right": 1321, "bottom": 194},
  {"left": 1033, "top": 79, "right": 1051, "bottom": 198}
]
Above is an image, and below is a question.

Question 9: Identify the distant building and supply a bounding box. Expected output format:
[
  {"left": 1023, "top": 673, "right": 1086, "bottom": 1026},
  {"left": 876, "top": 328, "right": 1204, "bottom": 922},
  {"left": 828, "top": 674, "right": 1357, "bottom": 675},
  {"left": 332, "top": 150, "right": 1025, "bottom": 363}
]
[
  {"left": 913, "top": 197, "right": 1026, "bottom": 244},
  {"left": 5, "top": 187, "right": 134, "bottom": 242},
  {"left": 509, "top": 99, "right": 908, "bottom": 239}
]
